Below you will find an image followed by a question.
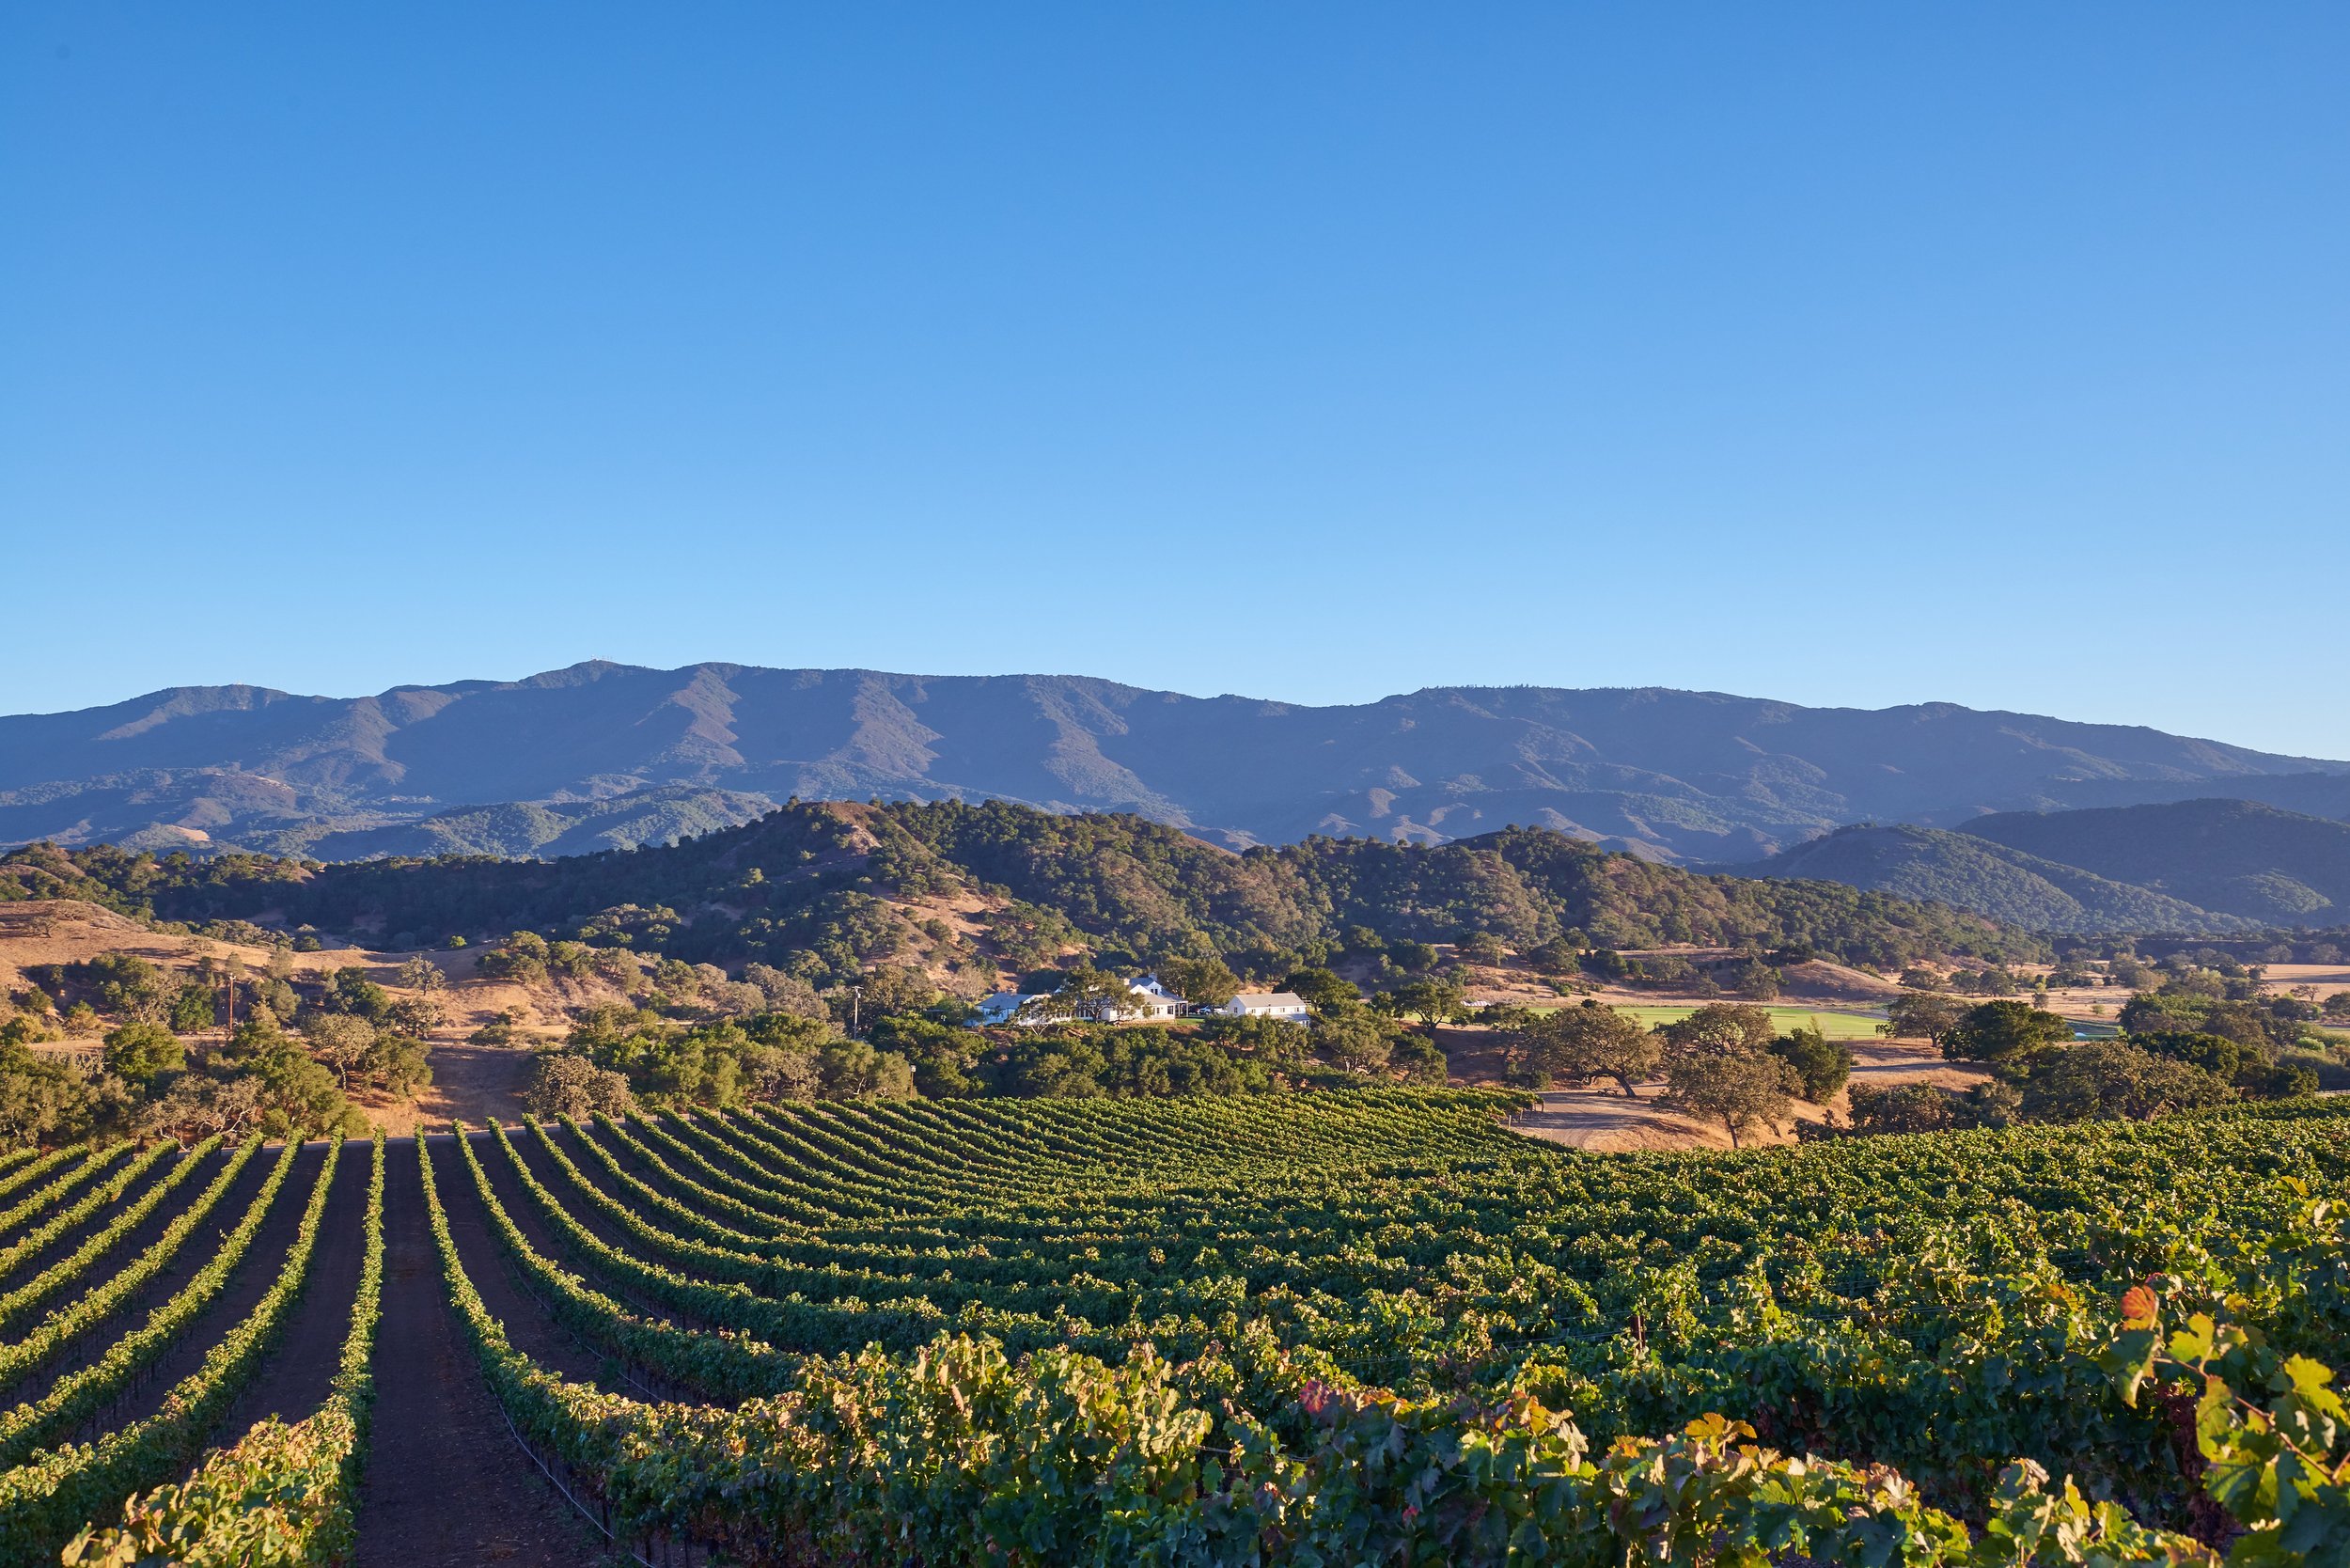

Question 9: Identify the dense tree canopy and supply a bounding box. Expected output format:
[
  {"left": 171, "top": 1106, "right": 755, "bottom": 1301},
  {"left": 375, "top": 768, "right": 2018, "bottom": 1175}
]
[
  {"left": 1939, "top": 1000, "right": 2076, "bottom": 1065},
  {"left": 1503, "top": 1004, "right": 1660, "bottom": 1096},
  {"left": 0, "top": 799, "right": 2049, "bottom": 992}
]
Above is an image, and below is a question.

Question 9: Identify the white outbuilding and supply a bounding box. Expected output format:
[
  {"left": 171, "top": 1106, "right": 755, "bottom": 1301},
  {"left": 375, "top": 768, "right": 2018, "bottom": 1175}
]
[{"left": 1211, "top": 991, "right": 1311, "bottom": 1022}]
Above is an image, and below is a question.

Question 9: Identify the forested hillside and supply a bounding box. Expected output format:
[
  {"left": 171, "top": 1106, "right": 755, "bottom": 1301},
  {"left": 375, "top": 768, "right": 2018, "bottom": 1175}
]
[
  {"left": 0, "top": 799, "right": 2044, "bottom": 985},
  {"left": 1723, "top": 823, "right": 2252, "bottom": 936},
  {"left": 1961, "top": 798, "right": 2350, "bottom": 924}
]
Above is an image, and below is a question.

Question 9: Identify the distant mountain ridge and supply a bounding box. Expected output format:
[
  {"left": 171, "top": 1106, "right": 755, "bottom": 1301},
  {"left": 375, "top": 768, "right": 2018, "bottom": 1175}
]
[
  {"left": 0, "top": 661, "right": 2342, "bottom": 863},
  {"left": 1726, "top": 799, "right": 2350, "bottom": 934}
]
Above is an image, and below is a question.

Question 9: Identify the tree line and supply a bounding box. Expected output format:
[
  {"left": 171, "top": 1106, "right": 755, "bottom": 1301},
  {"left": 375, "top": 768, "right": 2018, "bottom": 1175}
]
[{"left": 2, "top": 798, "right": 2049, "bottom": 1002}]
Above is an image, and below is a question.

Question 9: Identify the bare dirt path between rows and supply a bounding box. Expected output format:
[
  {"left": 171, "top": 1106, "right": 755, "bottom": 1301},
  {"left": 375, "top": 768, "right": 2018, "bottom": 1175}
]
[
  {"left": 505, "top": 1127, "right": 641, "bottom": 1262},
  {"left": 368, "top": 1045, "right": 541, "bottom": 1139},
  {"left": 112, "top": 1145, "right": 320, "bottom": 1429},
  {"left": 220, "top": 1140, "right": 373, "bottom": 1433},
  {"left": 470, "top": 1127, "right": 713, "bottom": 1338},
  {"left": 348, "top": 1137, "right": 603, "bottom": 1568},
  {"left": 433, "top": 1137, "right": 612, "bottom": 1389},
  {"left": 0, "top": 1150, "right": 138, "bottom": 1258}
]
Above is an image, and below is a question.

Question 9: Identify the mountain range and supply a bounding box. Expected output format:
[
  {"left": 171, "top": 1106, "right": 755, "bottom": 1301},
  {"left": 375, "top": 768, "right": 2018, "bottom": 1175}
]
[
  {"left": 3, "top": 662, "right": 2344, "bottom": 875},
  {"left": 1727, "top": 799, "right": 2350, "bottom": 934}
]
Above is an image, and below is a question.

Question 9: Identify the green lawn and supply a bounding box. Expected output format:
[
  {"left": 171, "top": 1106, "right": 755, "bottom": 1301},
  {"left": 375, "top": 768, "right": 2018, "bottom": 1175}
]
[
  {"left": 1510, "top": 1002, "right": 2125, "bottom": 1041},
  {"left": 1623, "top": 1005, "right": 1892, "bottom": 1039},
  {"left": 1517, "top": 1003, "right": 1890, "bottom": 1040}
]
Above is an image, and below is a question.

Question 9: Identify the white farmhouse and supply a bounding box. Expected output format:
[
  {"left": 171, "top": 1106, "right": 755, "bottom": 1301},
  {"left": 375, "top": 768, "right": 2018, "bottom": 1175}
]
[
  {"left": 1121, "top": 975, "right": 1188, "bottom": 1020},
  {"left": 1212, "top": 991, "right": 1311, "bottom": 1023},
  {"left": 972, "top": 975, "right": 1189, "bottom": 1027}
]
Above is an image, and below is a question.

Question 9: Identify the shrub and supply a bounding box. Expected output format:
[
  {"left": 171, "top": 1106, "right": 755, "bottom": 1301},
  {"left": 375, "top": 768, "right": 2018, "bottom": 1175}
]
[
  {"left": 102, "top": 1021, "right": 184, "bottom": 1084},
  {"left": 2128, "top": 1028, "right": 2244, "bottom": 1079},
  {"left": 1846, "top": 1082, "right": 1959, "bottom": 1135},
  {"left": 169, "top": 984, "right": 217, "bottom": 1032},
  {"left": 1940, "top": 1000, "right": 2074, "bottom": 1065}
]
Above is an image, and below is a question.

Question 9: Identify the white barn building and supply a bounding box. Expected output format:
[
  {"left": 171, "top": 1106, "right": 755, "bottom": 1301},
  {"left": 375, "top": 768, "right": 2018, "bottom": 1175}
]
[{"left": 1211, "top": 991, "right": 1310, "bottom": 1022}]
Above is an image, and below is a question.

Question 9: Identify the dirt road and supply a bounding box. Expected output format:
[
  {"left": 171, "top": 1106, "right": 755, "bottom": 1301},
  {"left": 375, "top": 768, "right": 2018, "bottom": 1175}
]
[{"left": 1510, "top": 1041, "right": 1990, "bottom": 1152}]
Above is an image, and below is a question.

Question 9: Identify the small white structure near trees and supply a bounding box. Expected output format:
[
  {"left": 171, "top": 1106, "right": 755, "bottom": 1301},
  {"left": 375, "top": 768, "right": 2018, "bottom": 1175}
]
[{"left": 1210, "top": 991, "right": 1311, "bottom": 1022}]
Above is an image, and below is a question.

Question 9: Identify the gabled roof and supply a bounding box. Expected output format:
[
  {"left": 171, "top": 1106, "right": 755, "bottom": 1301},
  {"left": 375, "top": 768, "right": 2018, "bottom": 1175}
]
[{"left": 1230, "top": 992, "right": 1307, "bottom": 1008}]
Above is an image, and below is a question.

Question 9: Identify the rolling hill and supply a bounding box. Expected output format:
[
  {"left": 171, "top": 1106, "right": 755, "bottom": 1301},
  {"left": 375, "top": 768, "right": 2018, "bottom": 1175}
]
[
  {"left": 1727, "top": 799, "right": 2350, "bottom": 934},
  {"left": 1719, "top": 823, "right": 2253, "bottom": 936},
  {"left": 1959, "top": 799, "right": 2350, "bottom": 925},
  {"left": 0, "top": 797, "right": 2046, "bottom": 980},
  {"left": 2, "top": 661, "right": 2341, "bottom": 863}
]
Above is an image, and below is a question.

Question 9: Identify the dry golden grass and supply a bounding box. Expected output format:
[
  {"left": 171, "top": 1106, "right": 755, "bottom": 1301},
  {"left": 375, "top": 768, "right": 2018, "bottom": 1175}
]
[
  {"left": 0, "top": 899, "right": 584, "bottom": 1136},
  {"left": 1507, "top": 1041, "right": 1990, "bottom": 1153}
]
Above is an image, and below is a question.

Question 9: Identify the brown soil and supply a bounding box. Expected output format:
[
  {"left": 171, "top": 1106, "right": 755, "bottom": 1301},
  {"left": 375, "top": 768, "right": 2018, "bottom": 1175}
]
[
  {"left": 349, "top": 1137, "right": 605, "bottom": 1567},
  {"left": 1452, "top": 949, "right": 1907, "bottom": 1011},
  {"left": 2266, "top": 964, "right": 2350, "bottom": 1000},
  {"left": 1505, "top": 1041, "right": 1990, "bottom": 1153},
  {"left": 0, "top": 901, "right": 386, "bottom": 999},
  {"left": 1780, "top": 959, "right": 1906, "bottom": 1002},
  {"left": 366, "top": 1045, "right": 540, "bottom": 1138},
  {"left": 220, "top": 1140, "right": 374, "bottom": 1429}
]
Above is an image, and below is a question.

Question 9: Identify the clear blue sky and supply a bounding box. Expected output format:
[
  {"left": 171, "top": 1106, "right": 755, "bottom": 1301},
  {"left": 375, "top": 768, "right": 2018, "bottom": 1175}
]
[{"left": 5, "top": 5, "right": 2346, "bottom": 756}]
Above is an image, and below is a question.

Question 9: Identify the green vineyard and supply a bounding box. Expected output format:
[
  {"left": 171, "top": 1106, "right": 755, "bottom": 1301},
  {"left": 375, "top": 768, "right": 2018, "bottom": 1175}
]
[{"left": 0, "top": 1091, "right": 2344, "bottom": 1563}]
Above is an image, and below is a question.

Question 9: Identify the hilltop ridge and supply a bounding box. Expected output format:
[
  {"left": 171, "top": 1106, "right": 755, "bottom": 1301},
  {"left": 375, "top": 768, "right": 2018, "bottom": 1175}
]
[{"left": 0, "top": 795, "right": 2046, "bottom": 985}]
